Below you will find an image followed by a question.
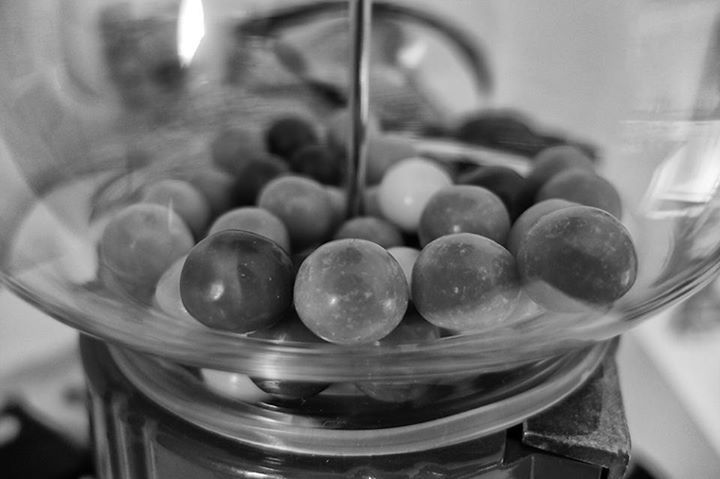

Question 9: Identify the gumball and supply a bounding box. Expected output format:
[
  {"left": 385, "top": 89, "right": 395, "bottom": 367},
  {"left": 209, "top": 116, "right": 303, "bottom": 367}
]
[
  {"left": 457, "top": 165, "right": 525, "bottom": 220},
  {"left": 333, "top": 216, "right": 404, "bottom": 249},
  {"left": 517, "top": 144, "right": 595, "bottom": 209},
  {"left": 186, "top": 168, "right": 238, "bottom": 216},
  {"left": 289, "top": 144, "right": 342, "bottom": 185},
  {"left": 366, "top": 135, "right": 417, "bottom": 185},
  {"left": 378, "top": 158, "right": 453, "bottom": 233},
  {"left": 140, "top": 179, "right": 211, "bottom": 238},
  {"left": 516, "top": 205, "right": 638, "bottom": 312},
  {"left": 98, "top": 203, "right": 194, "bottom": 287},
  {"left": 355, "top": 311, "right": 440, "bottom": 403},
  {"left": 210, "top": 126, "right": 266, "bottom": 176},
  {"left": 265, "top": 115, "right": 319, "bottom": 160},
  {"left": 536, "top": 168, "right": 623, "bottom": 219},
  {"left": 418, "top": 185, "right": 511, "bottom": 247},
  {"left": 257, "top": 175, "right": 335, "bottom": 249},
  {"left": 208, "top": 207, "right": 291, "bottom": 253},
  {"left": 248, "top": 315, "right": 331, "bottom": 400},
  {"left": 387, "top": 246, "right": 420, "bottom": 289},
  {"left": 506, "top": 199, "right": 576, "bottom": 256},
  {"left": 412, "top": 233, "right": 520, "bottom": 331},
  {"left": 179, "top": 230, "right": 295, "bottom": 332},
  {"left": 153, "top": 256, "right": 196, "bottom": 323},
  {"left": 234, "top": 155, "right": 290, "bottom": 206},
  {"left": 294, "top": 239, "right": 409, "bottom": 345}
]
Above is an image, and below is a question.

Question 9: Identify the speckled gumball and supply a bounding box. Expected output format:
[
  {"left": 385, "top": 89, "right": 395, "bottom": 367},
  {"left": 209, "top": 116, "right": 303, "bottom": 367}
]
[
  {"left": 516, "top": 205, "right": 638, "bottom": 312},
  {"left": 294, "top": 239, "right": 409, "bottom": 345},
  {"left": 412, "top": 233, "right": 520, "bottom": 332},
  {"left": 179, "top": 230, "right": 295, "bottom": 332},
  {"left": 418, "top": 185, "right": 511, "bottom": 247},
  {"left": 257, "top": 175, "right": 335, "bottom": 249}
]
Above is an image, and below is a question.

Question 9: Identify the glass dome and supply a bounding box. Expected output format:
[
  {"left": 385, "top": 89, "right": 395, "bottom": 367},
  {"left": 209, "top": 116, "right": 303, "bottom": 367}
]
[{"left": 1, "top": 0, "right": 720, "bottom": 453}]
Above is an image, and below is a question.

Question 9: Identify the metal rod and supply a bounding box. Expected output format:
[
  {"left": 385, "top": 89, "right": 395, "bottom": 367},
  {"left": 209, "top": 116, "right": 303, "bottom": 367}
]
[{"left": 345, "top": 0, "right": 372, "bottom": 218}]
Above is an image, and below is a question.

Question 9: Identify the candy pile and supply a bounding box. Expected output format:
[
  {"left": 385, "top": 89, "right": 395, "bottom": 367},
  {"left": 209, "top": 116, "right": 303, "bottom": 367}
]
[{"left": 96, "top": 111, "right": 638, "bottom": 398}]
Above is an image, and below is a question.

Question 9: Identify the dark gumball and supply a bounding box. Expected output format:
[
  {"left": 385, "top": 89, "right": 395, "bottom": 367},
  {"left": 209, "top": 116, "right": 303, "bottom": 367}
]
[
  {"left": 412, "top": 233, "right": 520, "bottom": 332},
  {"left": 333, "top": 216, "right": 404, "bottom": 249},
  {"left": 179, "top": 230, "right": 295, "bottom": 332},
  {"left": 294, "top": 239, "right": 409, "bottom": 345},
  {"left": 234, "top": 155, "right": 290, "bottom": 206},
  {"left": 457, "top": 165, "right": 525, "bottom": 220},
  {"left": 516, "top": 205, "right": 638, "bottom": 312},
  {"left": 265, "top": 116, "right": 320, "bottom": 160},
  {"left": 289, "top": 144, "right": 343, "bottom": 185},
  {"left": 536, "top": 168, "right": 623, "bottom": 219},
  {"left": 249, "top": 315, "right": 330, "bottom": 400}
]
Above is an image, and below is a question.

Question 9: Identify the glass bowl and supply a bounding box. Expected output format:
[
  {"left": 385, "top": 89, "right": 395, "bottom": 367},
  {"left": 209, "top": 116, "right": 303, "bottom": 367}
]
[{"left": 2, "top": 0, "right": 720, "bottom": 457}]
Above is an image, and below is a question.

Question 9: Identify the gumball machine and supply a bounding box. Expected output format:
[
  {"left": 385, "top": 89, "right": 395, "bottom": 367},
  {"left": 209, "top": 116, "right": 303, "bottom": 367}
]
[{"left": 1, "top": 0, "right": 720, "bottom": 477}]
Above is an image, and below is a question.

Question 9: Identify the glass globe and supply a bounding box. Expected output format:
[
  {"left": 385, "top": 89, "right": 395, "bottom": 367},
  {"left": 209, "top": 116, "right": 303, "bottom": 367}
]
[{"left": 1, "top": 0, "right": 720, "bottom": 472}]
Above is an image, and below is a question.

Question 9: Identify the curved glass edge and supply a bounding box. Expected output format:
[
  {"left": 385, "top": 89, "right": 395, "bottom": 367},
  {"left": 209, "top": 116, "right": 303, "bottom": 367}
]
[{"left": 109, "top": 340, "right": 610, "bottom": 456}]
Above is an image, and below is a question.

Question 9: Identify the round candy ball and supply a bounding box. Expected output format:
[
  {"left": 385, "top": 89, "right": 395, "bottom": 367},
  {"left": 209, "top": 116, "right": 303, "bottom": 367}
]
[
  {"left": 516, "top": 205, "right": 638, "bottom": 312},
  {"left": 536, "top": 168, "right": 623, "bottom": 219},
  {"left": 518, "top": 145, "right": 595, "bottom": 209},
  {"left": 234, "top": 155, "right": 290, "bottom": 206},
  {"left": 412, "top": 233, "right": 520, "bottom": 332},
  {"left": 248, "top": 315, "right": 330, "bottom": 400},
  {"left": 98, "top": 203, "right": 194, "bottom": 287},
  {"left": 366, "top": 135, "right": 417, "bottom": 185},
  {"left": 324, "top": 108, "right": 381, "bottom": 153},
  {"left": 140, "top": 179, "right": 211, "bottom": 238},
  {"left": 186, "top": 168, "right": 238, "bottom": 216},
  {"left": 289, "top": 144, "right": 342, "bottom": 185},
  {"left": 208, "top": 207, "right": 291, "bottom": 253},
  {"left": 418, "top": 185, "right": 511, "bottom": 247},
  {"left": 210, "top": 126, "right": 266, "bottom": 176},
  {"left": 507, "top": 199, "right": 576, "bottom": 257},
  {"left": 265, "top": 115, "right": 319, "bottom": 160},
  {"left": 378, "top": 157, "right": 453, "bottom": 233},
  {"left": 333, "top": 216, "right": 404, "bottom": 249},
  {"left": 457, "top": 165, "right": 525, "bottom": 220},
  {"left": 294, "top": 239, "right": 409, "bottom": 345},
  {"left": 257, "top": 175, "right": 335, "bottom": 249},
  {"left": 179, "top": 230, "right": 295, "bottom": 332}
]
